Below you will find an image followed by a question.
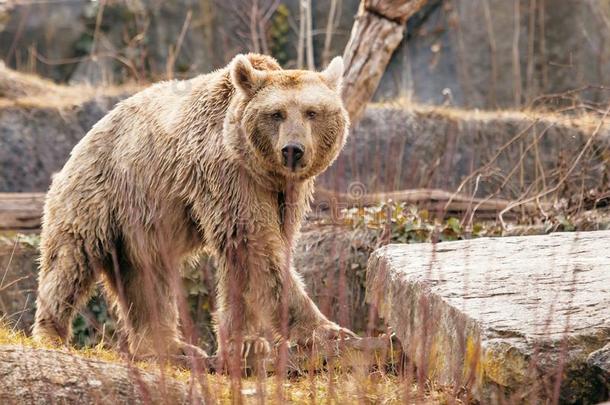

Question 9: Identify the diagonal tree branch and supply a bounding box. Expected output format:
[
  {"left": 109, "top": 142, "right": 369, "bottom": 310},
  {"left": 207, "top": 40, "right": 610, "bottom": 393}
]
[{"left": 341, "top": 0, "right": 429, "bottom": 124}]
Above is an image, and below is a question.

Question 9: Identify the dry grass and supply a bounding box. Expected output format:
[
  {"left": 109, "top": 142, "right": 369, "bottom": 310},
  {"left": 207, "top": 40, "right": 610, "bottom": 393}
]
[
  {"left": 369, "top": 97, "right": 610, "bottom": 135},
  {"left": 0, "top": 62, "right": 140, "bottom": 110},
  {"left": 0, "top": 323, "right": 453, "bottom": 404},
  {"left": 0, "top": 321, "right": 122, "bottom": 363},
  {"left": 3, "top": 59, "right": 607, "bottom": 133}
]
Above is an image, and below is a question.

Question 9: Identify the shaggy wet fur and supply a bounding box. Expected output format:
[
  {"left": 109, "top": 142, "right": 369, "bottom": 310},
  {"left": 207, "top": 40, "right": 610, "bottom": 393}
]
[{"left": 32, "top": 53, "right": 352, "bottom": 362}]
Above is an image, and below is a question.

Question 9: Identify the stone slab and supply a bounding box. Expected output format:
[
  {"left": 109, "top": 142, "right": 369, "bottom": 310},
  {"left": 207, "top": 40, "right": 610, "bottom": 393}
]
[{"left": 366, "top": 231, "right": 610, "bottom": 403}]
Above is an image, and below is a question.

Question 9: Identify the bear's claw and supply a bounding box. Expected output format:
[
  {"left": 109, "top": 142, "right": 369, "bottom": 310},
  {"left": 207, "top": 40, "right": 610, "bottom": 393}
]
[{"left": 242, "top": 336, "right": 271, "bottom": 359}]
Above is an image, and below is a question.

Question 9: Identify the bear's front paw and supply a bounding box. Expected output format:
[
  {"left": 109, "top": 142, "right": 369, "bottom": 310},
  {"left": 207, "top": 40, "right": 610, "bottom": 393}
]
[{"left": 296, "top": 321, "right": 359, "bottom": 346}]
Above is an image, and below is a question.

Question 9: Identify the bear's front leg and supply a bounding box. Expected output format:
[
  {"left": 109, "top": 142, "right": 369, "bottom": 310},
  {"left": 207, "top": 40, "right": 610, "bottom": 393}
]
[
  {"left": 280, "top": 265, "right": 358, "bottom": 346},
  {"left": 215, "top": 235, "right": 356, "bottom": 360},
  {"left": 214, "top": 247, "right": 275, "bottom": 372}
]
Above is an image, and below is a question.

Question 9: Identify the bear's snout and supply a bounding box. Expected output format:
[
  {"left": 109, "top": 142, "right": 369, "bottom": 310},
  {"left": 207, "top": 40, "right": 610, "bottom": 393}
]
[{"left": 281, "top": 143, "right": 305, "bottom": 170}]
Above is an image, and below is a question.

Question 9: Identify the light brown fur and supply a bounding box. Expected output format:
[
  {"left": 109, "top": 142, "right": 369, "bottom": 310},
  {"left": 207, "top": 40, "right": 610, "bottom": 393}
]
[{"left": 32, "top": 53, "right": 353, "bottom": 362}]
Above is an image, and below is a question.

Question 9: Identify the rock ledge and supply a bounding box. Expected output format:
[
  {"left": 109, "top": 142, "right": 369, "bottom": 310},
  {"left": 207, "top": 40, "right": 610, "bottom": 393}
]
[{"left": 366, "top": 231, "right": 610, "bottom": 403}]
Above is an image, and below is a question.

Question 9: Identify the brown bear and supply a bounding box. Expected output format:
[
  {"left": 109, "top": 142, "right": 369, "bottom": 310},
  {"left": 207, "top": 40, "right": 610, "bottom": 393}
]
[{"left": 32, "top": 53, "right": 355, "bottom": 363}]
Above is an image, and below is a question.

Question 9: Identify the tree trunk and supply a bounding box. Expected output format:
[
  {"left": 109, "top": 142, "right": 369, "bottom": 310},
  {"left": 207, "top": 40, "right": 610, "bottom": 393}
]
[
  {"left": 304, "top": 0, "right": 315, "bottom": 70},
  {"left": 297, "top": 0, "right": 306, "bottom": 69},
  {"left": 342, "top": 0, "right": 428, "bottom": 124},
  {"left": 0, "top": 345, "right": 199, "bottom": 404},
  {"left": 322, "top": 0, "right": 339, "bottom": 66}
]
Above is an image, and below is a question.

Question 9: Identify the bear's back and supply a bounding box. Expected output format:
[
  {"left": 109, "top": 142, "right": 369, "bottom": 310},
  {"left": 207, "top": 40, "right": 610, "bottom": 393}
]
[{"left": 45, "top": 54, "right": 282, "bottom": 230}]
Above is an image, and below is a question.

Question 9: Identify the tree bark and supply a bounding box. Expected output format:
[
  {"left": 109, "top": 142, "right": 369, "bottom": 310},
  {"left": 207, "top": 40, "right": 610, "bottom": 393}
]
[
  {"left": 0, "top": 345, "right": 199, "bottom": 404},
  {"left": 342, "top": 0, "right": 428, "bottom": 124}
]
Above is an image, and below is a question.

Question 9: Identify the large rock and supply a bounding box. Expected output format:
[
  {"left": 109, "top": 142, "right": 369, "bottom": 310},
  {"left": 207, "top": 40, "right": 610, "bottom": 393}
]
[
  {"left": 366, "top": 231, "right": 610, "bottom": 403},
  {"left": 0, "top": 1, "right": 87, "bottom": 82},
  {"left": 0, "top": 64, "right": 135, "bottom": 192},
  {"left": 3, "top": 0, "right": 609, "bottom": 110},
  {"left": 0, "top": 0, "right": 218, "bottom": 83},
  {"left": 321, "top": 104, "right": 610, "bottom": 197}
]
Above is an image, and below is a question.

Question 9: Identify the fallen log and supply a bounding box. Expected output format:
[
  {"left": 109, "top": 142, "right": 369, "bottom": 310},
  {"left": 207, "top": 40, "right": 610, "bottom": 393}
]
[
  {"left": 313, "top": 187, "right": 543, "bottom": 219},
  {"left": 0, "top": 189, "right": 540, "bottom": 233},
  {"left": 0, "top": 336, "right": 393, "bottom": 404},
  {"left": 0, "top": 193, "right": 44, "bottom": 231},
  {"left": 0, "top": 345, "right": 198, "bottom": 404}
]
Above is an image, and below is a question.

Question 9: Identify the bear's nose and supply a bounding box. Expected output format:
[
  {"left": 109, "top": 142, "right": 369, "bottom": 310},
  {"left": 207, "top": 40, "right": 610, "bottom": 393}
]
[{"left": 281, "top": 143, "right": 305, "bottom": 170}]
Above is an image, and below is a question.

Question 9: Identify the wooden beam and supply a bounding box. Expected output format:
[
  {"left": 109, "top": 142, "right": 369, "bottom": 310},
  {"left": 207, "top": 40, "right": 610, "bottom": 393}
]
[{"left": 0, "top": 193, "right": 45, "bottom": 231}]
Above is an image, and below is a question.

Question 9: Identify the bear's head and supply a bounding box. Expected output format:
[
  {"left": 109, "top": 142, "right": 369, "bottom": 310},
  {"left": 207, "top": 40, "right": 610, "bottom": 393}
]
[{"left": 225, "top": 54, "right": 349, "bottom": 183}]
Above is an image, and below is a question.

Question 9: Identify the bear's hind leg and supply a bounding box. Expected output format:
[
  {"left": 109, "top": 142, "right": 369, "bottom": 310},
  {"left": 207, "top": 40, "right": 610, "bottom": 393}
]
[{"left": 33, "top": 236, "right": 98, "bottom": 344}]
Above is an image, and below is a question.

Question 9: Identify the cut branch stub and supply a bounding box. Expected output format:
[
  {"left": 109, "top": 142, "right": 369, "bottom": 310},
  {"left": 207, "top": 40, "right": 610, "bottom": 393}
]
[{"left": 364, "top": 0, "right": 429, "bottom": 24}]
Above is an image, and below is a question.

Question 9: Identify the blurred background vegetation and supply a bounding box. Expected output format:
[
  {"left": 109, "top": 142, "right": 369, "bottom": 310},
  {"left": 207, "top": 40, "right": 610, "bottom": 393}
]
[{"left": 2, "top": 0, "right": 610, "bottom": 109}]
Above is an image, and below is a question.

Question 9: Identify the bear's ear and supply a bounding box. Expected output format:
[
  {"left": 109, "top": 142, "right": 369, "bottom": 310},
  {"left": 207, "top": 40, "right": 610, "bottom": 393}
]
[
  {"left": 230, "top": 54, "right": 268, "bottom": 98},
  {"left": 320, "top": 56, "right": 344, "bottom": 92}
]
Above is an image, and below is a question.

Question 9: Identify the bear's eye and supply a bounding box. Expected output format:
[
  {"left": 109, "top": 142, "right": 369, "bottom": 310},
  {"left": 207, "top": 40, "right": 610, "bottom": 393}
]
[
  {"left": 271, "top": 111, "right": 284, "bottom": 121},
  {"left": 306, "top": 110, "right": 317, "bottom": 119}
]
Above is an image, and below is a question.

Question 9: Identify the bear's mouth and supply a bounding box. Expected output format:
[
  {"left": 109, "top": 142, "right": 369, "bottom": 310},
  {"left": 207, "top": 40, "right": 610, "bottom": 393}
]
[
  {"left": 278, "top": 162, "right": 311, "bottom": 182},
  {"left": 283, "top": 159, "right": 309, "bottom": 175}
]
